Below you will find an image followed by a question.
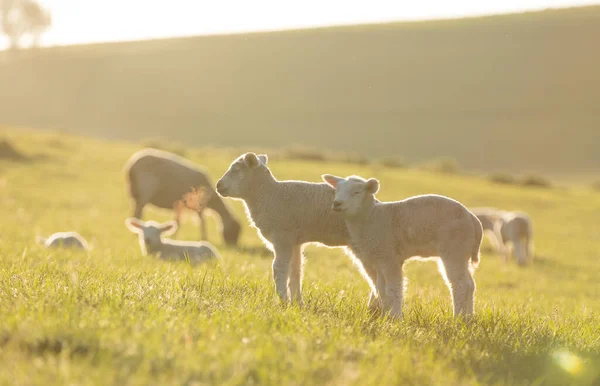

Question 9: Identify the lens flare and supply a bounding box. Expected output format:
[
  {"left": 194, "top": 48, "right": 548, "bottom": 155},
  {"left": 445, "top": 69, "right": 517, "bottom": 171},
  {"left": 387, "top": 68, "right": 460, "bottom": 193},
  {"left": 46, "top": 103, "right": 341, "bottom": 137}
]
[{"left": 552, "top": 349, "right": 583, "bottom": 375}]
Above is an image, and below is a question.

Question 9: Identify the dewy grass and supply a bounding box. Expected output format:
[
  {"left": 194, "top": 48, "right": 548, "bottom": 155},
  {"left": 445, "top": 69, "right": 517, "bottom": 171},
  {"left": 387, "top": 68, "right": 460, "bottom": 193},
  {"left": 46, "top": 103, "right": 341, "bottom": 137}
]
[{"left": 0, "top": 129, "right": 598, "bottom": 385}]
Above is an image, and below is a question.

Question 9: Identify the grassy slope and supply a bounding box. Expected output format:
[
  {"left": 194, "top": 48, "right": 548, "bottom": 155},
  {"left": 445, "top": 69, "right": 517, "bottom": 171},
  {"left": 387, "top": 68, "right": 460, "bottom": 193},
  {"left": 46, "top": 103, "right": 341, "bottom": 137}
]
[
  {"left": 0, "top": 129, "right": 599, "bottom": 385},
  {"left": 1, "top": 6, "right": 600, "bottom": 178}
]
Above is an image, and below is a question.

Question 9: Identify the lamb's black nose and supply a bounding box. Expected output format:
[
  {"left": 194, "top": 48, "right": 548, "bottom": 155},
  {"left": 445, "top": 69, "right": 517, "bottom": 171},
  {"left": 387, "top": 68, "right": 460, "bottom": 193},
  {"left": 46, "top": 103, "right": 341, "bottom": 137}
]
[{"left": 332, "top": 201, "right": 342, "bottom": 209}]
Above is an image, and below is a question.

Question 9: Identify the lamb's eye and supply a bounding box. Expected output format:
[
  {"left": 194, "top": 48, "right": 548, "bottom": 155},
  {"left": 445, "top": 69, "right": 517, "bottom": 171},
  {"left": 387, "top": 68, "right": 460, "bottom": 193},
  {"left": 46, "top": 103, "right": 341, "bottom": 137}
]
[{"left": 352, "top": 191, "right": 360, "bottom": 196}]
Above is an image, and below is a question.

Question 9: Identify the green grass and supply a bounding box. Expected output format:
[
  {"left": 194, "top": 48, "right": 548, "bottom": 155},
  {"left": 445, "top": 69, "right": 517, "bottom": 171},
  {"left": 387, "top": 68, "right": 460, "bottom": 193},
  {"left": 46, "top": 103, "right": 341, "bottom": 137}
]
[
  {"left": 1, "top": 5, "right": 600, "bottom": 180},
  {"left": 0, "top": 129, "right": 599, "bottom": 385}
]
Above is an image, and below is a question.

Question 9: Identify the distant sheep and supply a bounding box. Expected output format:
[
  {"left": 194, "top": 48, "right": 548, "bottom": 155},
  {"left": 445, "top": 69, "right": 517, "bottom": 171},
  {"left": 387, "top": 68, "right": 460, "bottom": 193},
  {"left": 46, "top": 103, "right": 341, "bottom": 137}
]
[
  {"left": 123, "top": 148, "right": 242, "bottom": 246},
  {"left": 36, "top": 231, "right": 90, "bottom": 250},
  {"left": 215, "top": 153, "right": 350, "bottom": 305},
  {"left": 472, "top": 207, "right": 534, "bottom": 265},
  {"left": 322, "top": 174, "right": 482, "bottom": 319},
  {"left": 125, "top": 218, "right": 220, "bottom": 265}
]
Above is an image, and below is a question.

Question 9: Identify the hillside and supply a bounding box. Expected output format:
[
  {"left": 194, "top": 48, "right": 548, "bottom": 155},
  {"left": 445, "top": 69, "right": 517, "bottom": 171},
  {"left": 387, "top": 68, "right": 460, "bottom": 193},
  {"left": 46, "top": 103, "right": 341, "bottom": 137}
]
[{"left": 1, "top": 6, "right": 599, "bottom": 177}]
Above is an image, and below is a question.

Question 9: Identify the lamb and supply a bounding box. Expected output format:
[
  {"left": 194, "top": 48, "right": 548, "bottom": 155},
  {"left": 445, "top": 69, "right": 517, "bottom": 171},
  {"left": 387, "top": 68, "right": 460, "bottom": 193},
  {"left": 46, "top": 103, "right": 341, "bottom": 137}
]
[
  {"left": 215, "top": 153, "right": 350, "bottom": 305},
  {"left": 471, "top": 207, "right": 534, "bottom": 265},
  {"left": 125, "top": 218, "right": 220, "bottom": 265},
  {"left": 322, "top": 174, "right": 483, "bottom": 319},
  {"left": 123, "top": 148, "right": 242, "bottom": 246},
  {"left": 36, "top": 231, "right": 90, "bottom": 250}
]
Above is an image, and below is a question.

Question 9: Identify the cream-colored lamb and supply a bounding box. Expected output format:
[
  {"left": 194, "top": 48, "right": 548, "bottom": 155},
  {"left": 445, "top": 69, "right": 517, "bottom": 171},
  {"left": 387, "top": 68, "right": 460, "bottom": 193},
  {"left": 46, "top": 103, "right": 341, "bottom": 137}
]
[
  {"left": 322, "top": 174, "right": 483, "bottom": 319},
  {"left": 125, "top": 218, "right": 220, "bottom": 265},
  {"left": 37, "top": 231, "right": 90, "bottom": 250},
  {"left": 216, "top": 153, "right": 350, "bottom": 305},
  {"left": 471, "top": 207, "right": 534, "bottom": 265}
]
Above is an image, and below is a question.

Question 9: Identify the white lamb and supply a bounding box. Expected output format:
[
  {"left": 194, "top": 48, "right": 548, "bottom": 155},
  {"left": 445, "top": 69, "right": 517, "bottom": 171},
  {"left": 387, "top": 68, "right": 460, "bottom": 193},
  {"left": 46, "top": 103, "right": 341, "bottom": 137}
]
[
  {"left": 215, "top": 153, "right": 350, "bottom": 305},
  {"left": 471, "top": 207, "right": 534, "bottom": 265},
  {"left": 125, "top": 218, "right": 220, "bottom": 265},
  {"left": 322, "top": 174, "right": 483, "bottom": 319},
  {"left": 36, "top": 231, "right": 90, "bottom": 250}
]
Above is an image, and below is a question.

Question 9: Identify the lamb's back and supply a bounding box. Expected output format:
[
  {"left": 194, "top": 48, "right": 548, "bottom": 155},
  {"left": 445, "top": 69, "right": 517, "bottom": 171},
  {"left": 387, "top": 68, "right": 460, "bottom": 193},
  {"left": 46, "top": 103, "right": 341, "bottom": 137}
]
[{"left": 251, "top": 181, "right": 349, "bottom": 246}]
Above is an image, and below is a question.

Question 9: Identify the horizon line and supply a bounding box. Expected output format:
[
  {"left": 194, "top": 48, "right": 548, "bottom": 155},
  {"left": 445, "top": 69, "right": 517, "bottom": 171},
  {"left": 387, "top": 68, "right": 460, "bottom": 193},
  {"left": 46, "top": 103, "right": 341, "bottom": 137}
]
[{"left": 2, "top": 3, "right": 598, "bottom": 51}]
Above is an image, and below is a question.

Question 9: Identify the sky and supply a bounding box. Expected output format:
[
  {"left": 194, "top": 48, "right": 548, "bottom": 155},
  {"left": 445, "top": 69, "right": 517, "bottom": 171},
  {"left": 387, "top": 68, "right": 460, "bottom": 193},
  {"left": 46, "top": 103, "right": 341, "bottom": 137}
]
[{"left": 1, "top": 0, "right": 599, "bottom": 48}]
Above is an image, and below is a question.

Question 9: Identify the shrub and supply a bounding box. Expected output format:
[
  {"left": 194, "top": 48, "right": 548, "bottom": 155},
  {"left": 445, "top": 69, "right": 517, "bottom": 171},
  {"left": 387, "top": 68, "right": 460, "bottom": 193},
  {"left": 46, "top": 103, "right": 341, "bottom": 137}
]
[
  {"left": 378, "top": 156, "right": 407, "bottom": 169},
  {"left": 281, "top": 146, "right": 327, "bottom": 162},
  {"left": 337, "top": 152, "right": 370, "bottom": 166},
  {"left": 281, "top": 145, "right": 371, "bottom": 166},
  {"left": 488, "top": 172, "right": 517, "bottom": 185},
  {"left": 421, "top": 158, "right": 460, "bottom": 174},
  {"left": 520, "top": 174, "right": 552, "bottom": 189},
  {"left": 0, "top": 138, "right": 28, "bottom": 161}
]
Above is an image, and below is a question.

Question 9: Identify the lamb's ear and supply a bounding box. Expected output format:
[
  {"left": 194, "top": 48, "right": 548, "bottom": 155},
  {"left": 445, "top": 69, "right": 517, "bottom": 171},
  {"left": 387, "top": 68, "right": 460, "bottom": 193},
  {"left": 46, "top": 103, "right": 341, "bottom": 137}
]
[
  {"left": 322, "top": 174, "right": 343, "bottom": 188},
  {"left": 244, "top": 152, "right": 260, "bottom": 168},
  {"left": 125, "top": 218, "right": 143, "bottom": 232},
  {"left": 365, "top": 178, "right": 380, "bottom": 194},
  {"left": 160, "top": 221, "right": 178, "bottom": 236},
  {"left": 257, "top": 154, "right": 268, "bottom": 165}
]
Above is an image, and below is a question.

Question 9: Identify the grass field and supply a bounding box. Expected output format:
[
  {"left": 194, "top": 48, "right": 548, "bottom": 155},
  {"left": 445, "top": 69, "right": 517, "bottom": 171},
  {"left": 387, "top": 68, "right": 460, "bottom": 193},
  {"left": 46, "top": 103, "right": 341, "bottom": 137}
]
[
  {"left": 1, "top": 6, "right": 600, "bottom": 178},
  {"left": 0, "top": 128, "right": 599, "bottom": 385}
]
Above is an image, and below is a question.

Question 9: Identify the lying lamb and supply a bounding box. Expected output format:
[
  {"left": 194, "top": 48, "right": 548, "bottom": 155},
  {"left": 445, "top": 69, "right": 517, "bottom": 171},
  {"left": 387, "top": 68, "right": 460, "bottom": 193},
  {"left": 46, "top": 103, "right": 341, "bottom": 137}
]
[
  {"left": 36, "top": 232, "right": 90, "bottom": 250},
  {"left": 215, "top": 153, "right": 350, "bottom": 305},
  {"left": 125, "top": 218, "right": 220, "bottom": 265},
  {"left": 322, "top": 174, "right": 483, "bottom": 319},
  {"left": 471, "top": 207, "right": 534, "bottom": 265}
]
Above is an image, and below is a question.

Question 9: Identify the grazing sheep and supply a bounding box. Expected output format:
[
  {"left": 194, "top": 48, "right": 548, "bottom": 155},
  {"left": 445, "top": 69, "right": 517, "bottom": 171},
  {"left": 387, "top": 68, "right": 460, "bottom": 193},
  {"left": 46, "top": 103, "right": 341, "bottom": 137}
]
[
  {"left": 472, "top": 207, "right": 534, "bottom": 265},
  {"left": 322, "top": 174, "right": 483, "bottom": 319},
  {"left": 124, "top": 148, "right": 242, "bottom": 246},
  {"left": 125, "top": 218, "right": 220, "bottom": 265},
  {"left": 36, "top": 231, "right": 90, "bottom": 250},
  {"left": 215, "top": 153, "right": 350, "bottom": 305}
]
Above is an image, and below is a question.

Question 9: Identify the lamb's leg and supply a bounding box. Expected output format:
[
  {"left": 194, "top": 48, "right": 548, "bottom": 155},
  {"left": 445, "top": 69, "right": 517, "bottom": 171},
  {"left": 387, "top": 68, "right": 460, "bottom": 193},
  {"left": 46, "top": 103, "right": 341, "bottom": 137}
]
[
  {"left": 493, "top": 225, "right": 510, "bottom": 263},
  {"left": 289, "top": 244, "right": 304, "bottom": 305},
  {"left": 172, "top": 202, "right": 183, "bottom": 236},
  {"left": 486, "top": 230, "right": 503, "bottom": 254},
  {"left": 378, "top": 261, "right": 404, "bottom": 320},
  {"left": 132, "top": 175, "right": 157, "bottom": 220},
  {"left": 515, "top": 237, "right": 528, "bottom": 266},
  {"left": 363, "top": 265, "right": 381, "bottom": 314},
  {"left": 526, "top": 235, "right": 535, "bottom": 261},
  {"left": 133, "top": 200, "right": 145, "bottom": 220},
  {"left": 272, "top": 242, "right": 293, "bottom": 303},
  {"left": 198, "top": 210, "right": 207, "bottom": 241},
  {"left": 441, "top": 256, "right": 476, "bottom": 318}
]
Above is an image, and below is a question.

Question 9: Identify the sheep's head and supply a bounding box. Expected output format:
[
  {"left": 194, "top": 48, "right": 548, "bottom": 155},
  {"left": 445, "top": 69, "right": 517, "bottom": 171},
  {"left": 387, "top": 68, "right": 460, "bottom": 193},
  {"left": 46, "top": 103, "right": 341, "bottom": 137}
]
[
  {"left": 322, "top": 174, "right": 379, "bottom": 217},
  {"left": 125, "top": 218, "right": 178, "bottom": 254},
  {"left": 216, "top": 152, "right": 268, "bottom": 199}
]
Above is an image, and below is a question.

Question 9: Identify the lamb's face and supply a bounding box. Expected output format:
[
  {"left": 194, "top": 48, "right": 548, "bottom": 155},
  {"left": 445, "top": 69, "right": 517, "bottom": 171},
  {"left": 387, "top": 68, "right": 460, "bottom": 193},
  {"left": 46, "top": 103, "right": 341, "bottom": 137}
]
[
  {"left": 216, "top": 153, "right": 268, "bottom": 199},
  {"left": 322, "top": 174, "right": 380, "bottom": 217},
  {"left": 125, "top": 218, "right": 177, "bottom": 254}
]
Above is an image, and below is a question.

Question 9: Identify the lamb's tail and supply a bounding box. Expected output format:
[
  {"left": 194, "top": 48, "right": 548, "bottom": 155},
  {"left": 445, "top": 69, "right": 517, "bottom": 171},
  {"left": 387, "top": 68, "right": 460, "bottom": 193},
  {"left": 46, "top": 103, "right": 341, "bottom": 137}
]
[
  {"left": 36, "top": 235, "right": 47, "bottom": 245},
  {"left": 471, "top": 214, "right": 483, "bottom": 268}
]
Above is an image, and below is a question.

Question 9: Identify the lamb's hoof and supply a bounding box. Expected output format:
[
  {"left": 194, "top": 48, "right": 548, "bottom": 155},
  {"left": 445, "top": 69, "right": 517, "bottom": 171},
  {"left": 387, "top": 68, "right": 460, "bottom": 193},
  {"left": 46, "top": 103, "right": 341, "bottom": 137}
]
[
  {"left": 367, "top": 302, "right": 382, "bottom": 318},
  {"left": 291, "top": 298, "right": 305, "bottom": 308},
  {"left": 455, "top": 312, "right": 475, "bottom": 323}
]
